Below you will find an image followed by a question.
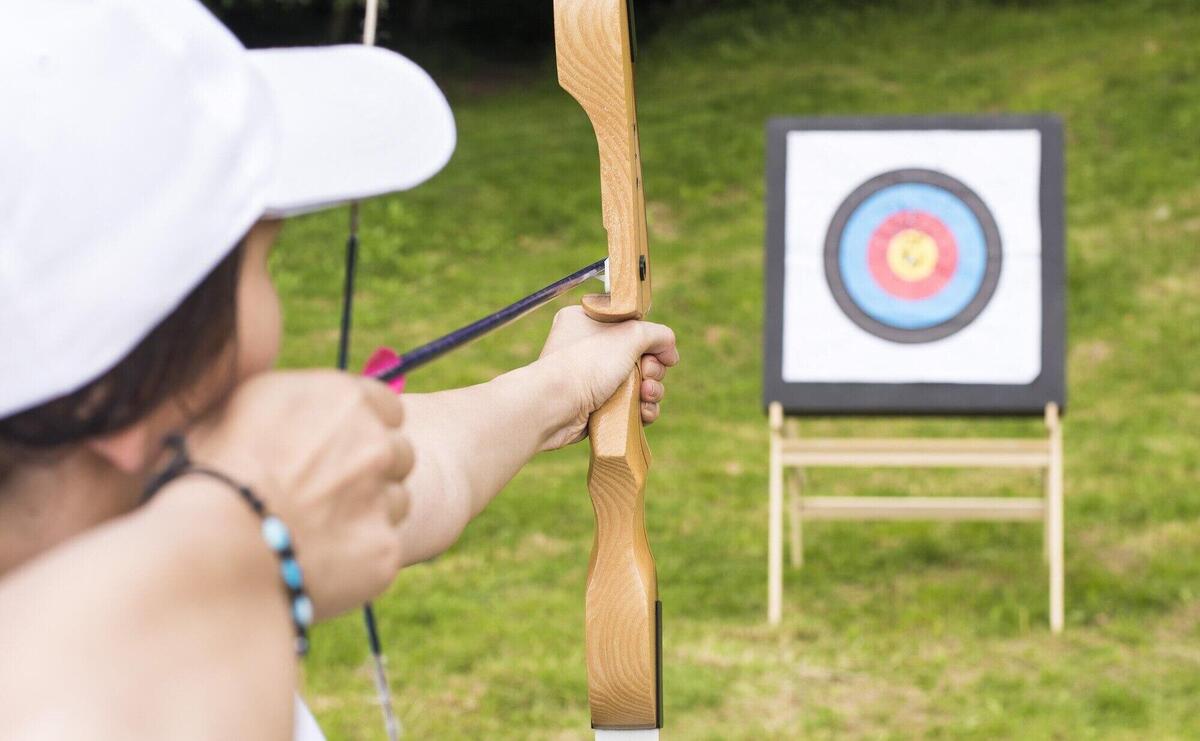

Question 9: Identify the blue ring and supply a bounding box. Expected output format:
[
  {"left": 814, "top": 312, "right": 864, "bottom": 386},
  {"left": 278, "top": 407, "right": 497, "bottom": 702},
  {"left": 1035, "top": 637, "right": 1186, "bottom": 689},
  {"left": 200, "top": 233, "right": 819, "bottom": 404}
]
[{"left": 838, "top": 183, "right": 988, "bottom": 330}]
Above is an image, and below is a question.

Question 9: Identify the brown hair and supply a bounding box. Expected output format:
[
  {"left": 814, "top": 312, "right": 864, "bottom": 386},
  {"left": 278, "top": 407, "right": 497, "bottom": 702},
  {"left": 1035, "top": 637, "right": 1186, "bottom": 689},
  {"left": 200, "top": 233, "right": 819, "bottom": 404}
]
[{"left": 0, "top": 242, "right": 246, "bottom": 462}]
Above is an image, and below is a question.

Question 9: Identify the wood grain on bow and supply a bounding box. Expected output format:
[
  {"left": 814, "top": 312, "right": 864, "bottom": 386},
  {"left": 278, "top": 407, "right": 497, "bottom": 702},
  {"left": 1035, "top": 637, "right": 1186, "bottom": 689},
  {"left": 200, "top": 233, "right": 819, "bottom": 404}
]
[{"left": 554, "top": 0, "right": 662, "bottom": 733}]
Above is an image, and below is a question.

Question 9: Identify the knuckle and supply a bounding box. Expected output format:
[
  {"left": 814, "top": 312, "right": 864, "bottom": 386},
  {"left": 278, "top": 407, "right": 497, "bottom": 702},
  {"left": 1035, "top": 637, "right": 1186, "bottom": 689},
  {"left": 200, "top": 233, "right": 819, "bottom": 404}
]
[
  {"left": 627, "top": 321, "right": 646, "bottom": 345},
  {"left": 372, "top": 535, "right": 404, "bottom": 584},
  {"left": 554, "top": 306, "right": 583, "bottom": 324},
  {"left": 396, "top": 437, "right": 416, "bottom": 477},
  {"left": 395, "top": 430, "right": 413, "bottom": 454},
  {"left": 397, "top": 487, "right": 412, "bottom": 521},
  {"left": 365, "top": 432, "right": 395, "bottom": 474}
]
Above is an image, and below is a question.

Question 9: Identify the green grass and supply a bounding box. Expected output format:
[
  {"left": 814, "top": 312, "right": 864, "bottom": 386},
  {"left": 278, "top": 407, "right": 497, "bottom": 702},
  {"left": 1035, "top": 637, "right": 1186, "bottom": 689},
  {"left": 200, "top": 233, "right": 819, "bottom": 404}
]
[{"left": 271, "top": 1, "right": 1200, "bottom": 737}]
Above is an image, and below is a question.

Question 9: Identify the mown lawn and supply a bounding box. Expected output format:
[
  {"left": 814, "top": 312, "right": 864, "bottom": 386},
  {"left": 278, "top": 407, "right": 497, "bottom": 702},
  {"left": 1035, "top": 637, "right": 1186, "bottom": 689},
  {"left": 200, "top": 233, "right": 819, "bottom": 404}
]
[{"left": 271, "top": 1, "right": 1200, "bottom": 737}]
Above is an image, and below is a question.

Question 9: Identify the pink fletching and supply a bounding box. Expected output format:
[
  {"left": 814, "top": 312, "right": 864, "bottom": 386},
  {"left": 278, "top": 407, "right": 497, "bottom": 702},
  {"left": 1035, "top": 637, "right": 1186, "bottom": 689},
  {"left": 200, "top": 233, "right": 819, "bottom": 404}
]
[{"left": 364, "top": 347, "right": 406, "bottom": 394}]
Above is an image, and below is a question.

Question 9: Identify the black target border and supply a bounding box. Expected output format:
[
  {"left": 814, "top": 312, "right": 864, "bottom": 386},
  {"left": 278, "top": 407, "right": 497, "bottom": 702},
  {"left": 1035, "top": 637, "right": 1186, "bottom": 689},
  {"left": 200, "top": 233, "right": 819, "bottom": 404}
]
[
  {"left": 762, "top": 115, "right": 1066, "bottom": 416},
  {"left": 823, "top": 168, "right": 1003, "bottom": 344}
]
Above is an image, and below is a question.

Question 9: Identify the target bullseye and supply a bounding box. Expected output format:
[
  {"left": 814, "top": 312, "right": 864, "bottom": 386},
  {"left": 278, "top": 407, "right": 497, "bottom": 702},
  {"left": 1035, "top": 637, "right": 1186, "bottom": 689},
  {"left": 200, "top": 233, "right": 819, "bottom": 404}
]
[
  {"left": 824, "top": 169, "right": 1002, "bottom": 344},
  {"left": 886, "top": 229, "right": 938, "bottom": 282}
]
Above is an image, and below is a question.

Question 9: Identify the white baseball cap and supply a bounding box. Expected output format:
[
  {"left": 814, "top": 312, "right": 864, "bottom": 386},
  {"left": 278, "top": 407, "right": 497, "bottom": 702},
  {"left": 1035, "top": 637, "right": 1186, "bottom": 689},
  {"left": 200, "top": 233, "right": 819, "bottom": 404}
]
[{"left": 0, "top": 0, "right": 456, "bottom": 418}]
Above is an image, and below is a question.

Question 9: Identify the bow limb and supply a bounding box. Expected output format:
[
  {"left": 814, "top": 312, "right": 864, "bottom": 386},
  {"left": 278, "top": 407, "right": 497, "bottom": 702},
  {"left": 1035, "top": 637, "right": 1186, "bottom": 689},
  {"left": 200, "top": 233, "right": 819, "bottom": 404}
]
[{"left": 554, "top": 0, "right": 661, "bottom": 734}]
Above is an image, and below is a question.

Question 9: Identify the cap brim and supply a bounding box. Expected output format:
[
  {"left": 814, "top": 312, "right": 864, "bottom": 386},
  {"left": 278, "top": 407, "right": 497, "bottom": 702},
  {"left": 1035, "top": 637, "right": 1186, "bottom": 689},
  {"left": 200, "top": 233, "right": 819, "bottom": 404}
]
[{"left": 249, "top": 45, "right": 456, "bottom": 217}]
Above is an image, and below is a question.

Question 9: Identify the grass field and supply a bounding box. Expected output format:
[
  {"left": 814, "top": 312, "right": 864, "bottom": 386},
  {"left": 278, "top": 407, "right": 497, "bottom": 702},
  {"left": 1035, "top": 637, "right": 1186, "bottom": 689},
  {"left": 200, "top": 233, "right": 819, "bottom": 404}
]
[{"left": 272, "top": 1, "right": 1200, "bottom": 737}]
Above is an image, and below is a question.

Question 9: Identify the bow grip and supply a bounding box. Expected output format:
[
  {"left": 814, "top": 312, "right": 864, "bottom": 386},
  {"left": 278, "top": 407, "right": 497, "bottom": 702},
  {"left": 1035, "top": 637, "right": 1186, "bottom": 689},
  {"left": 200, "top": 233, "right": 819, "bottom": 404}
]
[{"left": 585, "top": 368, "right": 661, "bottom": 730}]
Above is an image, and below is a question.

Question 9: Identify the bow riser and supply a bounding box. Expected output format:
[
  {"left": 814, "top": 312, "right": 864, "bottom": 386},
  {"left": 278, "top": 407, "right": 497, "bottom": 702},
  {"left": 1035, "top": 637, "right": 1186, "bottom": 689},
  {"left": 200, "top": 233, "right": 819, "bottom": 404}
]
[{"left": 555, "top": 0, "right": 662, "bottom": 732}]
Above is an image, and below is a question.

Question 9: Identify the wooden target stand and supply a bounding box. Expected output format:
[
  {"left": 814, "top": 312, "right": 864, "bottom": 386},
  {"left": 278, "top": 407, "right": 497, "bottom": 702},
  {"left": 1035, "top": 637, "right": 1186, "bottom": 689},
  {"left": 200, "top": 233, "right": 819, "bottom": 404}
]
[{"left": 767, "top": 401, "right": 1065, "bottom": 633}]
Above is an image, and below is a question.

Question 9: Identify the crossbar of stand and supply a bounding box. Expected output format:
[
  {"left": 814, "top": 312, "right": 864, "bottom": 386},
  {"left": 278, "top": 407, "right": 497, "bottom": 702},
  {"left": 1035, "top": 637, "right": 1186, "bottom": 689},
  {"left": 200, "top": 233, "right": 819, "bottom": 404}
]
[
  {"left": 800, "top": 496, "right": 1045, "bottom": 521},
  {"left": 779, "top": 437, "right": 1051, "bottom": 468}
]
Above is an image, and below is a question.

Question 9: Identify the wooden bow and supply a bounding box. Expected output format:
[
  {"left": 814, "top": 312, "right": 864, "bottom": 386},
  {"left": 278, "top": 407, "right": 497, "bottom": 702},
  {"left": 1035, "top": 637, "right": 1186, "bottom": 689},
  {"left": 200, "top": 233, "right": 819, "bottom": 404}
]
[{"left": 554, "top": 0, "right": 662, "bottom": 733}]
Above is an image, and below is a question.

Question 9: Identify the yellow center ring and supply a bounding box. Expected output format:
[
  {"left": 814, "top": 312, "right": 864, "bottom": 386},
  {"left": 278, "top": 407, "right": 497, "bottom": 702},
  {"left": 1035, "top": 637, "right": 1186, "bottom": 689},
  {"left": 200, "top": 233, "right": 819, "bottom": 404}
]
[{"left": 886, "top": 229, "right": 939, "bottom": 282}]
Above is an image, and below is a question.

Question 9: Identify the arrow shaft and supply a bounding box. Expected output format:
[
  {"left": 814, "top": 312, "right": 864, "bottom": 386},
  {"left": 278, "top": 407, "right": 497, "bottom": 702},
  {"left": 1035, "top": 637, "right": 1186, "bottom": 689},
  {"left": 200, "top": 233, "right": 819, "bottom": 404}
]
[{"left": 372, "top": 259, "right": 606, "bottom": 382}]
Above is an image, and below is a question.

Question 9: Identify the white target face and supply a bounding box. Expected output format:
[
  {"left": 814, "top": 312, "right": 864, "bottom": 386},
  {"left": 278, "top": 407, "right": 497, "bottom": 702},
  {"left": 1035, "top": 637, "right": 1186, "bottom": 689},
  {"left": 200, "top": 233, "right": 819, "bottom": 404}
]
[{"left": 780, "top": 128, "right": 1044, "bottom": 385}]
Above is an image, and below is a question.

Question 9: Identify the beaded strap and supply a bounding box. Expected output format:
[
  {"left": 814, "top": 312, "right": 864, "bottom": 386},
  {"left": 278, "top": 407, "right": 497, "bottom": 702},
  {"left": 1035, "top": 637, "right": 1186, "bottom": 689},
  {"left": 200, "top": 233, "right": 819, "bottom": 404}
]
[{"left": 144, "top": 435, "right": 313, "bottom": 656}]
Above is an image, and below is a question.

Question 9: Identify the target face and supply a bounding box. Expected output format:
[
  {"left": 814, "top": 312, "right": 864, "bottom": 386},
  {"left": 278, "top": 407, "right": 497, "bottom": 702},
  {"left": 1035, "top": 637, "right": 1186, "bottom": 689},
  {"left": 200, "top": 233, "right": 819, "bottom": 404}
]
[
  {"left": 824, "top": 169, "right": 1002, "bottom": 344},
  {"left": 762, "top": 116, "right": 1066, "bottom": 415}
]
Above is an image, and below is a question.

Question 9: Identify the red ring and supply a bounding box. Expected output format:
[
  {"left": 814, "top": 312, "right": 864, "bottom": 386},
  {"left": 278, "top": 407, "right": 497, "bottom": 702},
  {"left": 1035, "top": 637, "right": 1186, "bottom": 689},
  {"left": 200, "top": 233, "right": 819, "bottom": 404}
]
[{"left": 866, "top": 211, "right": 958, "bottom": 300}]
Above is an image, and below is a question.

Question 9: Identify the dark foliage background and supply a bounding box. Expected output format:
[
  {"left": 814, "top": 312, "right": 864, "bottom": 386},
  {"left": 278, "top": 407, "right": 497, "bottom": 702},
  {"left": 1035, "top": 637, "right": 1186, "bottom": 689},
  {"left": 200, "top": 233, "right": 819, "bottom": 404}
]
[
  {"left": 202, "top": 0, "right": 1094, "bottom": 69},
  {"left": 202, "top": 0, "right": 715, "bottom": 60}
]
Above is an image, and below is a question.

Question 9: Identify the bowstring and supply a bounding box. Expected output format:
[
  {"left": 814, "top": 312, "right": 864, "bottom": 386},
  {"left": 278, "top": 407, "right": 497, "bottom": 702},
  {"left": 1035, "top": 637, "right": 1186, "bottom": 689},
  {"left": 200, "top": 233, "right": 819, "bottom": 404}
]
[{"left": 339, "top": 1, "right": 401, "bottom": 739}]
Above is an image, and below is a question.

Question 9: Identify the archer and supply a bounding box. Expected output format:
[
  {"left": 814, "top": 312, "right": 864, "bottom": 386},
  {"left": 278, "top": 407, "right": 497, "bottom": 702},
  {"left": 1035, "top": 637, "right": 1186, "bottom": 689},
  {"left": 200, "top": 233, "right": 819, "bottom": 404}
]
[{"left": 0, "top": 1, "right": 679, "bottom": 738}]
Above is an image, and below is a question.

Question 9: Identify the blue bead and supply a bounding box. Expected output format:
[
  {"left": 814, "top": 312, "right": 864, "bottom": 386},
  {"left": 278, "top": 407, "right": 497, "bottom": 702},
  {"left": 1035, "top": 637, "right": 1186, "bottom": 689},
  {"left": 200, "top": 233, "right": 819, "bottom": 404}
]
[
  {"left": 293, "top": 595, "right": 314, "bottom": 627},
  {"left": 261, "top": 516, "right": 290, "bottom": 551},
  {"left": 281, "top": 558, "right": 304, "bottom": 590}
]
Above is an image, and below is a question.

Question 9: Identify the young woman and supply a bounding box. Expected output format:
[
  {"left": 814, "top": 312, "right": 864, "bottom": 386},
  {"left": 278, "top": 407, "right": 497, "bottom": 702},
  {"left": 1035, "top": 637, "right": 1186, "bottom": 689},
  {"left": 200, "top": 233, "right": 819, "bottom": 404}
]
[{"left": 0, "top": 1, "right": 678, "bottom": 738}]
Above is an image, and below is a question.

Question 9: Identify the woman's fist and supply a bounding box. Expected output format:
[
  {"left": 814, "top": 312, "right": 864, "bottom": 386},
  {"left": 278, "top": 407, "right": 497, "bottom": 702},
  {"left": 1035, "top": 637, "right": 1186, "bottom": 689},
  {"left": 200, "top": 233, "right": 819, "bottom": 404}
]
[
  {"left": 186, "top": 371, "right": 412, "bottom": 620},
  {"left": 537, "top": 307, "right": 680, "bottom": 449}
]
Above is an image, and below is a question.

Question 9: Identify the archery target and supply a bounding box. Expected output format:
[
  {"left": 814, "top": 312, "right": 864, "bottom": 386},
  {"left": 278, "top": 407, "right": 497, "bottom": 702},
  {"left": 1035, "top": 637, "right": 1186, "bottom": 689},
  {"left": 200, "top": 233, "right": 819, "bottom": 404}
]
[
  {"left": 780, "top": 128, "right": 1044, "bottom": 385},
  {"left": 824, "top": 169, "right": 1003, "bottom": 343}
]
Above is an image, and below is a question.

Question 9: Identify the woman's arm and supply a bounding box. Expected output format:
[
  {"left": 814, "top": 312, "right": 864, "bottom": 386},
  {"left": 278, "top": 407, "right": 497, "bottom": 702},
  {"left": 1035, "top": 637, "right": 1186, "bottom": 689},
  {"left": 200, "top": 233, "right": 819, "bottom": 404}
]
[
  {"left": 397, "top": 362, "right": 570, "bottom": 564},
  {"left": 0, "top": 479, "right": 295, "bottom": 739},
  {"left": 396, "top": 309, "right": 678, "bottom": 565}
]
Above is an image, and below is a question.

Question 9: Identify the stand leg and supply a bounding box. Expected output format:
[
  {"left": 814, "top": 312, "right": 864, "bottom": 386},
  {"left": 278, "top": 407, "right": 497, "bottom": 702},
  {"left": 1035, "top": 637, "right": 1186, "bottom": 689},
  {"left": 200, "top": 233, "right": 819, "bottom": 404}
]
[
  {"left": 787, "top": 468, "right": 805, "bottom": 568},
  {"left": 768, "top": 403, "right": 784, "bottom": 625},
  {"left": 1045, "top": 403, "right": 1065, "bottom": 633},
  {"left": 1042, "top": 468, "right": 1050, "bottom": 563}
]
